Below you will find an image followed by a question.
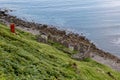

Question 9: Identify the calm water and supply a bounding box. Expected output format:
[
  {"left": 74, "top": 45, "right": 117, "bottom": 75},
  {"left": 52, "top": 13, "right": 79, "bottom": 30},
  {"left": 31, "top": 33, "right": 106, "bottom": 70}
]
[{"left": 0, "top": 0, "right": 120, "bottom": 56}]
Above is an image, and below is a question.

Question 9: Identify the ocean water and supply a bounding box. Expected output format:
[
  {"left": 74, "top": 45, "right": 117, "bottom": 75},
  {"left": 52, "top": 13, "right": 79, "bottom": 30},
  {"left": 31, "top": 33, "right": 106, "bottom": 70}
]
[{"left": 0, "top": 0, "right": 120, "bottom": 56}]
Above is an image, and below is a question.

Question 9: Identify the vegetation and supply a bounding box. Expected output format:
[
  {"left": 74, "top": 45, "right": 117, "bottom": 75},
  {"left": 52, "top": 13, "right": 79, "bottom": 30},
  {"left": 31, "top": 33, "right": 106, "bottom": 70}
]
[
  {"left": 47, "top": 40, "right": 78, "bottom": 55},
  {"left": 0, "top": 24, "right": 120, "bottom": 80}
]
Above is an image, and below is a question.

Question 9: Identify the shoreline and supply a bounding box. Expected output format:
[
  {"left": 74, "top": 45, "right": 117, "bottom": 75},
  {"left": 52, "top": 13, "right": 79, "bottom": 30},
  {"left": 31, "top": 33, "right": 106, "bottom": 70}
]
[{"left": 0, "top": 10, "right": 120, "bottom": 71}]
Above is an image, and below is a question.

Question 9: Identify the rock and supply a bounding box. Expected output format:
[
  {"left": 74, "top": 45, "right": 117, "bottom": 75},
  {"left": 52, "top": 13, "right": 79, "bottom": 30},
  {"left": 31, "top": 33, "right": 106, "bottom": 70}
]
[
  {"left": 68, "top": 44, "right": 74, "bottom": 51},
  {"left": 37, "top": 33, "right": 48, "bottom": 43},
  {"left": 72, "top": 53, "right": 84, "bottom": 60}
]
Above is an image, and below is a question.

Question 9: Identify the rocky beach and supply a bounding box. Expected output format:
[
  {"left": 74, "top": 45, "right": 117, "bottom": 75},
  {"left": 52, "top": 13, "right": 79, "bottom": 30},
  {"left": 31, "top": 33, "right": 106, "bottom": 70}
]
[{"left": 0, "top": 9, "right": 120, "bottom": 71}]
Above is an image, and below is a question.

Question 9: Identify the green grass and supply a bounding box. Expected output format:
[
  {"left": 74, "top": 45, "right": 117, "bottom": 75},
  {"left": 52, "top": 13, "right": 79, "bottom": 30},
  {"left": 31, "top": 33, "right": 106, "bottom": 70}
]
[
  {"left": 0, "top": 24, "right": 120, "bottom": 80},
  {"left": 47, "top": 40, "right": 78, "bottom": 55}
]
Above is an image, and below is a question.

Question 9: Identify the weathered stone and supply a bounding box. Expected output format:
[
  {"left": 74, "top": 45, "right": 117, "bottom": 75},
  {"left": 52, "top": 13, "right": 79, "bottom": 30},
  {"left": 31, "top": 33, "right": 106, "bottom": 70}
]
[
  {"left": 72, "top": 53, "right": 84, "bottom": 60},
  {"left": 37, "top": 37, "right": 46, "bottom": 43},
  {"left": 74, "top": 45, "right": 80, "bottom": 51},
  {"left": 68, "top": 44, "right": 74, "bottom": 51},
  {"left": 61, "top": 40, "right": 67, "bottom": 47},
  {"left": 37, "top": 33, "right": 48, "bottom": 43}
]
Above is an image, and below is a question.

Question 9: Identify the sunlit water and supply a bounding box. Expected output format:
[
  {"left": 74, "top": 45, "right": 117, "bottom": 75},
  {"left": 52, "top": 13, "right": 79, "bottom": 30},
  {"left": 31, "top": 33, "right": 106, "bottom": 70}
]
[{"left": 0, "top": 0, "right": 120, "bottom": 56}]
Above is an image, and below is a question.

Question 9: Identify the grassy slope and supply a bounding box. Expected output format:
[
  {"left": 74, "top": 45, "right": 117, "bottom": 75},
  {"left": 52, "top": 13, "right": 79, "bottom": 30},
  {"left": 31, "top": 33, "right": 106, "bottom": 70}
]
[{"left": 0, "top": 24, "right": 120, "bottom": 80}]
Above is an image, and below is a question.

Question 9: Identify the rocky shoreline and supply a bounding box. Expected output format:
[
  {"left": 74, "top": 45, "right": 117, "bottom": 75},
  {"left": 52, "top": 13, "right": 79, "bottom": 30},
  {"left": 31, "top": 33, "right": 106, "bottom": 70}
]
[{"left": 0, "top": 9, "right": 120, "bottom": 71}]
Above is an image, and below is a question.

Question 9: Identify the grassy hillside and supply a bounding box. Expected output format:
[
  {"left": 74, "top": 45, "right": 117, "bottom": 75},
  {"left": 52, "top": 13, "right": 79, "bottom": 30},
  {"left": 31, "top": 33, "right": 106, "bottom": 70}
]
[{"left": 0, "top": 24, "right": 120, "bottom": 80}]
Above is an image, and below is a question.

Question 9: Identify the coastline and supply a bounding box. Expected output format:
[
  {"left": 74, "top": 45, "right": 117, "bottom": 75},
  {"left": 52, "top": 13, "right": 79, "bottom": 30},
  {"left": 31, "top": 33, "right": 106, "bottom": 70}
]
[{"left": 0, "top": 10, "right": 120, "bottom": 71}]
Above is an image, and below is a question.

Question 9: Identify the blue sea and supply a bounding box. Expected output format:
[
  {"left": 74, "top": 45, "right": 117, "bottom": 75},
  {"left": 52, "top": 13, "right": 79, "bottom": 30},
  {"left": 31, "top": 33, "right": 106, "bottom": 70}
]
[{"left": 0, "top": 0, "right": 120, "bottom": 56}]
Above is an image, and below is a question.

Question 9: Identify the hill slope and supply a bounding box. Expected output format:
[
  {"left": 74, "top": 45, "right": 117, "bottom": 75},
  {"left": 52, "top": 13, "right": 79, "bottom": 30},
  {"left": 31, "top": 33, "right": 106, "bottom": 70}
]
[{"left": 0, "top": 24, "right": 120, "bottom": 80}]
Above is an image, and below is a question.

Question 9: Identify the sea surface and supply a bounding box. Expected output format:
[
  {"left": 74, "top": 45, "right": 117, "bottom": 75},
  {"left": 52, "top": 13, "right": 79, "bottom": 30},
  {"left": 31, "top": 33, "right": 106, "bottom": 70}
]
[{"left": 0, "top": 0, "right": 120, "bottom": 56}]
